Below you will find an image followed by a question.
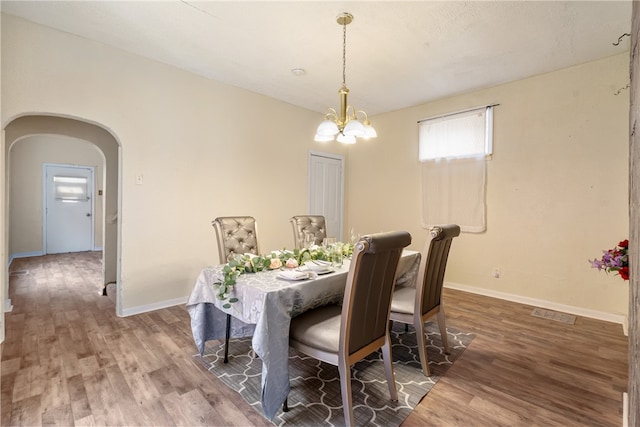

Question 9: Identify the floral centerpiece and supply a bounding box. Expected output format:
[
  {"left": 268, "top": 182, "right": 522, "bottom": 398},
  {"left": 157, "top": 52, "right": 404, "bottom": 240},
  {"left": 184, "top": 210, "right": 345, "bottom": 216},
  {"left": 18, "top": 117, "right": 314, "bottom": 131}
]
[
  {"left": 589, "top": 239, "right": 629, "bottom": 281},
  {"left": 213, "top": 243, "right": 354, "bottom": 307}
]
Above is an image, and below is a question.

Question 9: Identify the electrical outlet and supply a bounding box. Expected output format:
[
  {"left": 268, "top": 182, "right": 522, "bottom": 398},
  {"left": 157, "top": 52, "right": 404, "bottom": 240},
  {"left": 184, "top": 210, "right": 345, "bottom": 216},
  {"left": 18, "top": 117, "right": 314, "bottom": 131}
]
[{"left": 493, "top": 268, "right": 501, "bottom": 278}]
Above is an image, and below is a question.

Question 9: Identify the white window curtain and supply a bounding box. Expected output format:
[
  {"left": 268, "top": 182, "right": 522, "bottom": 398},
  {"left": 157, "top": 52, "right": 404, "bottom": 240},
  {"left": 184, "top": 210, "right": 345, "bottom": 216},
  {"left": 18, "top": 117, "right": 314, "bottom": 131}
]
[
  {"left": 419, "top": 106, "right": 492, "bottom": 233},
  {"left": 420, "top": 156, "right": 486, "bottom": 232}
]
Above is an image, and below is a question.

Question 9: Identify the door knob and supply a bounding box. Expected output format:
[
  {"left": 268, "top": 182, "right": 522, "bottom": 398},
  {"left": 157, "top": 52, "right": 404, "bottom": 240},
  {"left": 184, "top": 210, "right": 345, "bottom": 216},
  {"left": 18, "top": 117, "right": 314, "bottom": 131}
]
[{"left": 86, "top": 213, "right": 91, "bottom": 217}]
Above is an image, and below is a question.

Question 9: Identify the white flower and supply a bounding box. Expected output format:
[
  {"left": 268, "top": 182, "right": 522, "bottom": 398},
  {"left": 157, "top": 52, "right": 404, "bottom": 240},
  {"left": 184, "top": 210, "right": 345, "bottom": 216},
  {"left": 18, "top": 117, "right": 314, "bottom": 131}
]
[
  {"left": 285, "top": 258, "right": 299, "bottom": 268},
  {"left": 269, "top": 258, "right": 283, "bottom": 269}
]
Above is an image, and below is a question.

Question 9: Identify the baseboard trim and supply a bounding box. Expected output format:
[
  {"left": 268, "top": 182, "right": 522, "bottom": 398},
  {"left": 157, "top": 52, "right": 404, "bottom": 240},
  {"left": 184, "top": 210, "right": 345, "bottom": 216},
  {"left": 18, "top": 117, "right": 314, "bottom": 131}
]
[
  {"left": 445, "top": 281, "right": 627, "bottom": 327},
  {"left": 104, "top": 281, "right": 630, "bottom": 327},
  {"left": 121, "top": 296, "right": 188, "bottom": 317},
  {"left": 7, "top": 250, "right": 45, "bottom": 266}
]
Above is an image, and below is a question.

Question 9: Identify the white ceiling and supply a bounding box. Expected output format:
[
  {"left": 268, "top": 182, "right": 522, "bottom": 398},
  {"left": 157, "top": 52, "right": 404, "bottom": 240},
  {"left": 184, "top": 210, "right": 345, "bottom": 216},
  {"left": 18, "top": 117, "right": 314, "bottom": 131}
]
[{"left": 0, "top": 1, "right": 633, "bottom": 116}]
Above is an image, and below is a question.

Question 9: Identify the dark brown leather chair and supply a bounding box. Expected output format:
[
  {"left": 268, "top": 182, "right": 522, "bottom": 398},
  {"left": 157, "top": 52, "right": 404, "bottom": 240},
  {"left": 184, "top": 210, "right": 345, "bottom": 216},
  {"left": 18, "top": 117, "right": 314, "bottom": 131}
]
[
  {"left": 211, "top": 216, "right": 260, "bottom": 362},
  {"left": 288, "top": 231, "right": 411, "bottom": 426},
  {"left": 289, "top": 215, "right": 327, "bottom": 249},
  {"left": 389, "top": 224, "right": 460, "bottom": 376}
]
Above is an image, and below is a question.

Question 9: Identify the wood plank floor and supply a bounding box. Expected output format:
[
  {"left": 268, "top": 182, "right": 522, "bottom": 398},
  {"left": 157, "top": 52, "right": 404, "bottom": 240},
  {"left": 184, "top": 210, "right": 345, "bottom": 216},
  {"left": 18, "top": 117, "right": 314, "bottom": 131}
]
[{"left": 1, "top": 252, "right": 628, "bottom": 426}]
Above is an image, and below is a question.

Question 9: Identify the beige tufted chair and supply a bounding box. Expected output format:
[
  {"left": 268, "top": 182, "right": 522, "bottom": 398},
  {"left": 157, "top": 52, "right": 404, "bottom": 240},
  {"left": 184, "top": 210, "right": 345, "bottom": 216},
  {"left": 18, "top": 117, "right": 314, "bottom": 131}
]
[
  {"left": 212, "top": 216, "right": 260, "bottom": 263},
  {"left": 211, "top": 216, "right": 260, "bottom": 362},
  {"left": 289, "top": 215, "right": 327, "bottom": 249},
  {"left": 389, "top": 224, "right": 460, "bottom": 377},
  {"left": 286, "top": 231, "right": 412, "bottom": 426}
]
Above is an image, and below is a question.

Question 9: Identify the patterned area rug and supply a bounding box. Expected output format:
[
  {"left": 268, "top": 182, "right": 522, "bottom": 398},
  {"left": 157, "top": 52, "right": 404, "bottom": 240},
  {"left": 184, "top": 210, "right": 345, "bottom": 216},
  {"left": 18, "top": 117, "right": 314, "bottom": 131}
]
[{"left": 195, "top": 322, "right": 474, "bottom": 427}]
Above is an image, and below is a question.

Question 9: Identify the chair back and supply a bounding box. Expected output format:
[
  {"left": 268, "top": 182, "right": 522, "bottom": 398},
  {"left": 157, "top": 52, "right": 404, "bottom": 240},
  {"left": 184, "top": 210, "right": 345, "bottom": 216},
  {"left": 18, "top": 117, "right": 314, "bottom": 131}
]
[
  {"left": 212, "top": 216, "right": 259, "bottom": 263},
  {"left": 289, "top": 215, "right": 327, "bottom": 249},
  {"left": 340, "top": 231, "right": 411, "bottom": 357},
  {"left": 416, "top": 224, "right": 460, "bottom": 316}
]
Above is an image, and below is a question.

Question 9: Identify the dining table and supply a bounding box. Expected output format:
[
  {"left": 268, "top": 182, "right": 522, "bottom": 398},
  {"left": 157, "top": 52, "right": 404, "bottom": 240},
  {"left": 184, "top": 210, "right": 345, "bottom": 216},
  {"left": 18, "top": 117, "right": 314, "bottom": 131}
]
[{"left": 186, "top": 248, "right": 421, "bottom": 420}]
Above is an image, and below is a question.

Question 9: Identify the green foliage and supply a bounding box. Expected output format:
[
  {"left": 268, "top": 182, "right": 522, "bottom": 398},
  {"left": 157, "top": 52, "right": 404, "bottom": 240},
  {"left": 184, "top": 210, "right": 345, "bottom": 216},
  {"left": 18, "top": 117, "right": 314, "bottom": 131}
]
[
  {"left": 213, "top": 253, "right": 274, "bottom": 304},
  {"left": 278, "top": 243, "right": 354, "bottom": 265},
  {"left": 212, "top": 243, "right": 355, "bottom": 306}
]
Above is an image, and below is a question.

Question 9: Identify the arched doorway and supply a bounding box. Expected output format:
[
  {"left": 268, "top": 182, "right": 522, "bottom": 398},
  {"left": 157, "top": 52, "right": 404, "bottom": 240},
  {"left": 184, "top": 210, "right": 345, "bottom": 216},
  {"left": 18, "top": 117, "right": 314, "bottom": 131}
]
[{"left": 3, "top": 114, "right": 121, "bottom": 320}]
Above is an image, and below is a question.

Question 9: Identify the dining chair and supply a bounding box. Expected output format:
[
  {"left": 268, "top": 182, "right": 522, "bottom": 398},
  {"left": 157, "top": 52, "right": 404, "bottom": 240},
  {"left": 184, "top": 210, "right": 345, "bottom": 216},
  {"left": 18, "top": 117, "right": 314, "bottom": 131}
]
[
  {"left": 289, "top": 215, "right": 327, "bottom": 249},
  {"left": 212, "top": 216, "right": 260, "bottom": 263},
  {"left": 211, "top": 216, "right": 260, "bottom": 362},
  {"left": 389, "top": 224, "right": 460, "bottom": 377},
  {"left": 287, "top": 230, "right": 412, "bottom": 426}
]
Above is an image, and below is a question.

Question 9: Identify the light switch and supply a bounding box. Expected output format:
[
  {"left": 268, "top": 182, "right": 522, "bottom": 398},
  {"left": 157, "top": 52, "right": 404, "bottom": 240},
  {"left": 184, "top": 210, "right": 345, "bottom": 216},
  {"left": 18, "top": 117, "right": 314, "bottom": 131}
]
[{"left": 136, "top": 175, "right": 143, "bottom": 185}]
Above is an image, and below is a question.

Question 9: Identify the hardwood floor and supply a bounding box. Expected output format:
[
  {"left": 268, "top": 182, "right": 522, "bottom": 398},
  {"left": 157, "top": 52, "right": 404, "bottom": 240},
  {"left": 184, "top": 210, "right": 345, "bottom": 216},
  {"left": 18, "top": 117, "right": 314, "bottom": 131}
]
[{"left": 1, "top": 252, "right": 628, "bottom": 426}]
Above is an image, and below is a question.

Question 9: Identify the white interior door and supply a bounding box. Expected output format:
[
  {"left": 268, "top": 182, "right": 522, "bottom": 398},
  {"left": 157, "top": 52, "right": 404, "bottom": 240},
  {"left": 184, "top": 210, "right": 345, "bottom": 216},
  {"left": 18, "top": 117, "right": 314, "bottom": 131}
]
[
  {"left": 308, "top": 152, "right": 344, "bottom": 240},
  {"left": 44, "top": 164, "right": 94, "bottom": 254}
]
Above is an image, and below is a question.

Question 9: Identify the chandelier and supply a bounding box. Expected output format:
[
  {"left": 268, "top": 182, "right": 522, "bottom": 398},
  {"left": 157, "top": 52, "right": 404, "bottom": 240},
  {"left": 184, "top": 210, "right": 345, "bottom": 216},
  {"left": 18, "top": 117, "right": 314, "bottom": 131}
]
[{"left": 314, "top": 12, "right": 377, "bottom": 144}]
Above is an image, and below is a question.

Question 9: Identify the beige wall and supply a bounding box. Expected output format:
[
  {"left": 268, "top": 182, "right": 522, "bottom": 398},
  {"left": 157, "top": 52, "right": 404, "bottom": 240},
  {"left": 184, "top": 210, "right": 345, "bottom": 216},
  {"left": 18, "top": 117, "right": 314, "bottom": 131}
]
[
  {"left": 1, "top": 14, "right": 347, "bottom": 312},
  {"left": 1, "top": 13, "right": 630, "bottom": 320},
  {"left": 347, "top": 52, "right": 630, "bottom": 318},
  {"left": 9, "top": 135, "right": 104, "bottom": 254}
]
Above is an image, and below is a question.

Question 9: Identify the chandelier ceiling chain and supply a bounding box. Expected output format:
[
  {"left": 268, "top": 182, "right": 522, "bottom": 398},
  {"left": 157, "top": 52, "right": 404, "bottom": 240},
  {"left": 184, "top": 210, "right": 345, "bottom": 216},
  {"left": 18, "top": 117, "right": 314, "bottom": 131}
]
[
  {"left": 342, "top": 19, "right": 347, "bottom": 86},
  {"left": 314, "top": 12, "right": 377, "bottom": 144}
]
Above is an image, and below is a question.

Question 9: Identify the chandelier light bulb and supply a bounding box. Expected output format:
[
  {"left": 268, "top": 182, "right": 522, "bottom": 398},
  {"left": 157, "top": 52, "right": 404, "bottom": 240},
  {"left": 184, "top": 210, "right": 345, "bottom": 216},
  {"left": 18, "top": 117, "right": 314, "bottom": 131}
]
[
  {"left": 314, "top": 133, "right": 335, "bottom": 142},
  {"left": 316, "top": 120, "right": 339, "bottom": 137},
  {"left": 337, "top": 133, "right": 356, "bottom": 144},
  {"left": 362, "top": 123, "right": 377, "bottom": 139},
  {"left": 343, "top": 120, "right": 365, "bottom": 137}
]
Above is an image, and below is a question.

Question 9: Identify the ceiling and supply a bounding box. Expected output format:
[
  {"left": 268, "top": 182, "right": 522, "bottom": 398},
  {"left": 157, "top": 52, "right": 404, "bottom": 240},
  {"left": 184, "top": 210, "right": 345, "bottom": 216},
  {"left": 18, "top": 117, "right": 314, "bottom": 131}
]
[{"left": 0, "top": 1, "right": 633, "bottom": 116}]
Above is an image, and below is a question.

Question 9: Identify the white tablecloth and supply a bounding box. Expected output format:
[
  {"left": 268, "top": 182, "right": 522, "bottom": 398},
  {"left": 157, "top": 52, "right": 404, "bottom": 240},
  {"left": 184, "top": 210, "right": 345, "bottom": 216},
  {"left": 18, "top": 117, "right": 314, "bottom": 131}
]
[{"left": 186, "top": 249, "right": 420, "bottom": 420}]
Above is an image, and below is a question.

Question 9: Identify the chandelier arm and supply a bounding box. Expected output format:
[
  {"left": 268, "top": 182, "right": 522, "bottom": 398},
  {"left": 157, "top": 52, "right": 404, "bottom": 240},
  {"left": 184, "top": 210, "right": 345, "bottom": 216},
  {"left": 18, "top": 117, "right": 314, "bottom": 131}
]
[
  {"left": 324, "top": 108, "right": 339, "bottom": 121},
  {"left": 354, "top": 109, "right": 369, "bottom": 121},
  {"left": 346, "top": 105, "right": 358, "bottom": 120}
]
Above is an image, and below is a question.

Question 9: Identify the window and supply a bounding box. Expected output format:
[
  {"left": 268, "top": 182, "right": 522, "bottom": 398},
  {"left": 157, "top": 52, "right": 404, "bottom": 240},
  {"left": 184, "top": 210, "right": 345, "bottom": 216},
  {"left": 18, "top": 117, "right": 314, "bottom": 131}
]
[
  {"left": 419, "top": 106, "right": 493, "bottom": 161},
  {"left": 418, "top": 105, "right": 495, "bottom": 233},
  {"left": 54, "top": 175, "right": 88, "bottom": 203}
]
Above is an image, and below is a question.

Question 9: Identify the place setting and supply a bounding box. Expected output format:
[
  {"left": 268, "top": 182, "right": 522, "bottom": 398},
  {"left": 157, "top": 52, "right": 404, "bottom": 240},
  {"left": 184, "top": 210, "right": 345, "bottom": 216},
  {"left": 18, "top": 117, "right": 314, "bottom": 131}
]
[
  {"left": 275, "top": 236, "right": 346, "bottom": 281},
  {"left": 277, "top": 260, "right": 338, "bottom": 281}
]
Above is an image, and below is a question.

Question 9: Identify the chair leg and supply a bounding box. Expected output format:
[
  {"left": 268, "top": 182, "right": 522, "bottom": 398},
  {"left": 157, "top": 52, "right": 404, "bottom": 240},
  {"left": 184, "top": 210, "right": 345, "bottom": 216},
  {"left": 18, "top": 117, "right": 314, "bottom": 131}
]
[
  {"left": 437, "top": 307, "right": 450, "bottom": 354},
  {"left": 415, "top": 318, "right": 431, "bottom": 377},
  {"left": 224, "top": 313, "right": 231, "bottom": 363},
  {"left": 381, "top": 334, "right": 398, "bottom": 401},
  {"left": 338, "top": 362, "right": 355, "bottom": 427}
]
